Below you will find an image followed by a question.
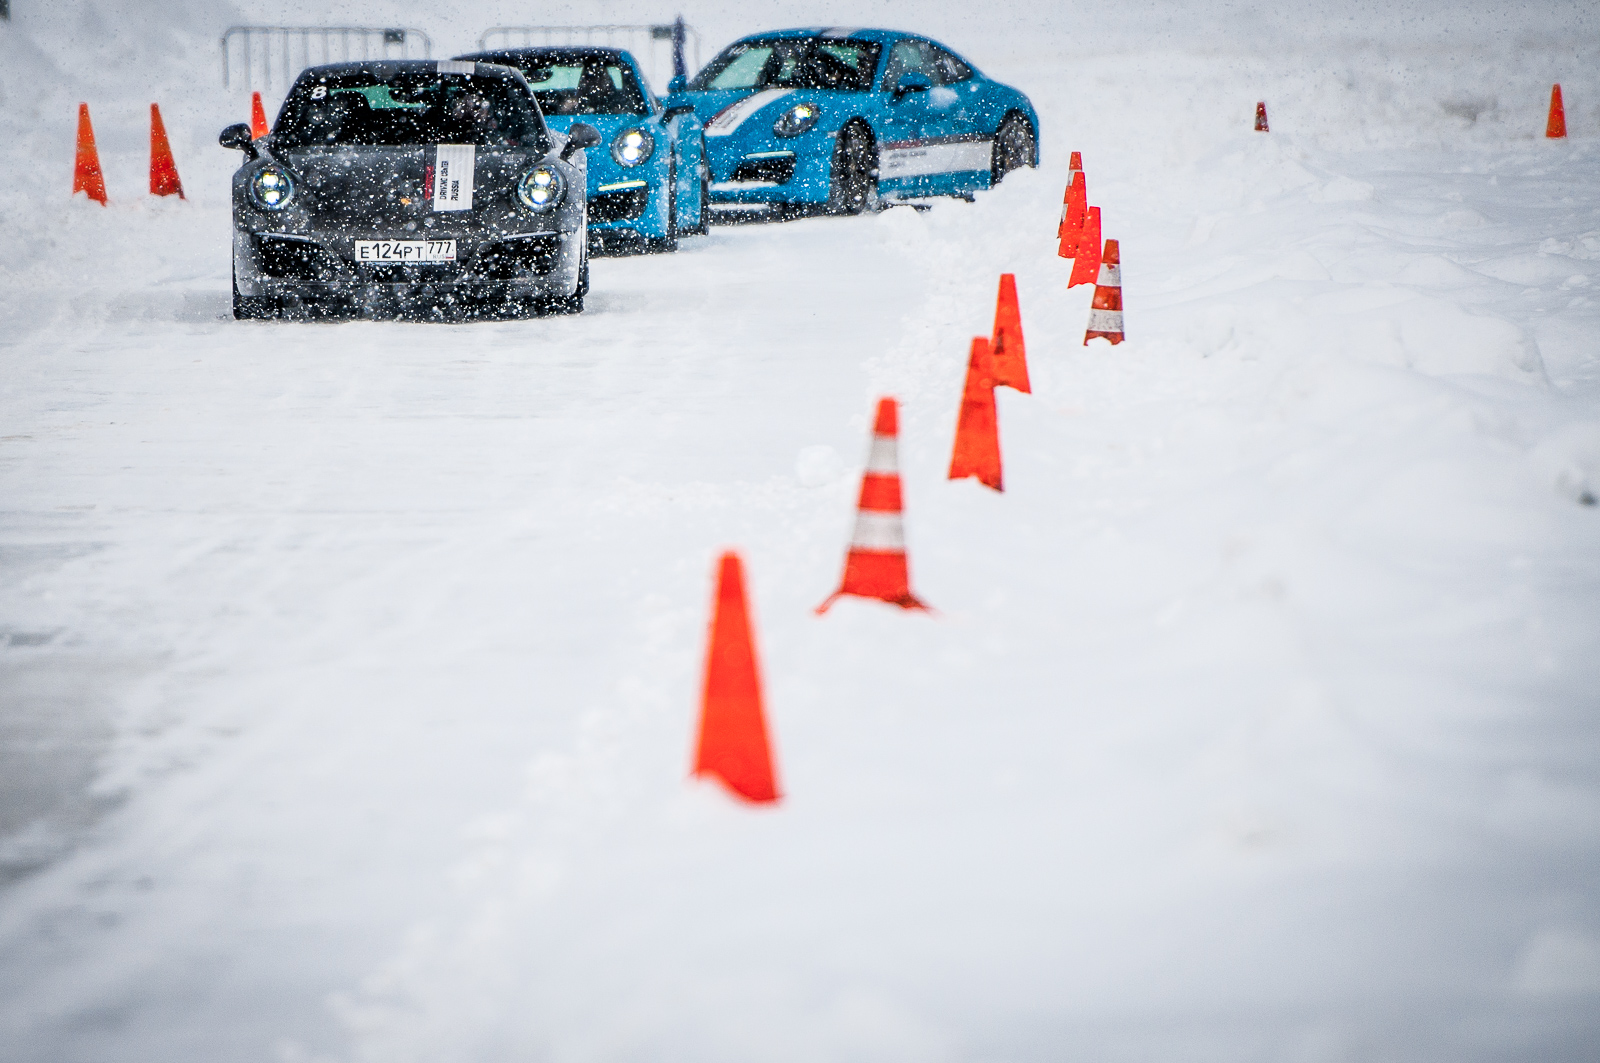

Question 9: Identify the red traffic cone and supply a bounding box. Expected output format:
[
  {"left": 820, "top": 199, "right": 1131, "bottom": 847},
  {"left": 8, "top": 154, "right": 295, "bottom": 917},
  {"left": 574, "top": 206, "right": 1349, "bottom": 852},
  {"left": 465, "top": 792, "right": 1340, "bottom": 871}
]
[
  {"left": 250, "top": 91, "right": 271, "bottom": 140},
  {"left": 1067, "top": 206, "right": 1102, "bottom": 288},
  {"left": 72, "top": 103, "right": 108, "bottom": 205},
  {"left": 1056, "top": 150, "right": 1083, "bottom": 238},
  {"left": 693, "top": 551, "right": 780, "bottom": 805},
  {"left": 989, "top": 273, "right": 1030, "bottom": 393},
  {"left": 948, "top": 337, "right": 1003, "bottom": 492},
  {"left": 817, "top": 398, "right": 929, "bottom": 613},
  {"left": 1255, "top": 101, "right": 1269, "bottom": 132},
  {"left": 1546, "top": 84, "right": 1567, "bottom": 139},
  {"left": 149, "top": 103, "right": 185, "bottom": 199},
  {"left": 1084, "top": 239, "right": 1124, "bottom": 345},
  {"left": 1058, "top": 171, "right": 1087, "bottom": 259}
]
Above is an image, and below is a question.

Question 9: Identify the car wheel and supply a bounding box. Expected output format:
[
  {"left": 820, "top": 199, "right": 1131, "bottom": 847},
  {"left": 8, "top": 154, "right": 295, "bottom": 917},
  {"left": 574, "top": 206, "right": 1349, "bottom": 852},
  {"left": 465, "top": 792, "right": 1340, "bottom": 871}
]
[
  {"left": 232, "top": 265, "right": 277, "bottom": 320},
  {"left": 991, "top": 113, "right": 1037, "bottom": 185},
  {"left": 648, "top": 166, "right": 681, "bottom": 253},
  {"left": 826, "top": 121, "right": 880, "bottom": 216},
  {"left": 684, "top": 145, "right": 711, "bottom": 235},
  {"left": 532, "top": 251, "right": 588, "bottom": 316}
]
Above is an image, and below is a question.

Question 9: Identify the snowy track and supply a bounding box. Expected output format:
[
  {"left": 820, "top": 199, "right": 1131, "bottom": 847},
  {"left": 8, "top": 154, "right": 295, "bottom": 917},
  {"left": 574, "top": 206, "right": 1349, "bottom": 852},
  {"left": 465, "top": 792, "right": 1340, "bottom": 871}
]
[{"left": 3, "top": 3, "right": 1600, "bottom": 1061}]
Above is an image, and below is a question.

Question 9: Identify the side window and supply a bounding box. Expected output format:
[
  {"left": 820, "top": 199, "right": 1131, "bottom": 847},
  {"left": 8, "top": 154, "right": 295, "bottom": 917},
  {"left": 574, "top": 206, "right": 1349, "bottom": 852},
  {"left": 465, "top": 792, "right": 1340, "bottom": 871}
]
[
  {"left": 927, "top": 45, "right": 974, "bottom": 86},
  {"left": 881, "top": 39, "right": 931, "bottom": 90}
]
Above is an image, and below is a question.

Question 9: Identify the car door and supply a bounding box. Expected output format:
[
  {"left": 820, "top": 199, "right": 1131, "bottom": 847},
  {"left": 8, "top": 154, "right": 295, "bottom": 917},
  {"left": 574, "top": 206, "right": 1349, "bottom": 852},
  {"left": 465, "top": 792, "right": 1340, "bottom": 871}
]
[
  {"left": 877, "top": 38, "right": 979, "bottom": 197},
  {"left": 875, "top": 38, "right": 947, "bottom": 196},
  {"left": 923, "top": 41, "right": 994, "bottom": 192}
]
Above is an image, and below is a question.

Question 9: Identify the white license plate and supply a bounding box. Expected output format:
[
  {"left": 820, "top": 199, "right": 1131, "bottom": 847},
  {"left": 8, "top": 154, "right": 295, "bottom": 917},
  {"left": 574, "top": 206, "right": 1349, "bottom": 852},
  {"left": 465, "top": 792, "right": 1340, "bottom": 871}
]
[{"left": 353, "top": 239, "right": 456, "bottom": 263}]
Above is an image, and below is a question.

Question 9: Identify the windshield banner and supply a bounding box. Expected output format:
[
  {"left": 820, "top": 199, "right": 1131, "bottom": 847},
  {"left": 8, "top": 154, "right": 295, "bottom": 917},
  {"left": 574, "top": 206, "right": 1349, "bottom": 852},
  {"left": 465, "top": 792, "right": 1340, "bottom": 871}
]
[{"left": 433, "top": 144, "right": 475, "bottom": 210}]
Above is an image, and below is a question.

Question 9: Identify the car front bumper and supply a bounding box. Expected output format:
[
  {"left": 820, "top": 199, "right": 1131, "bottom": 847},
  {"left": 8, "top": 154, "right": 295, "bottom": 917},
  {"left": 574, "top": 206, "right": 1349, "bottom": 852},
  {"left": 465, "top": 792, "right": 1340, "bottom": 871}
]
[{"left": 232, "top": 224, "right": 585, "bottom": 306}]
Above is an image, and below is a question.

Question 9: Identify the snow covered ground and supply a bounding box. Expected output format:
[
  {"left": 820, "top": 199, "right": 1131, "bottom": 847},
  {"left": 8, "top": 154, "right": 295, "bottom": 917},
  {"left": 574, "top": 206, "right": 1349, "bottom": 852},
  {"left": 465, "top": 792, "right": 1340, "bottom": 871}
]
[{"left": 2, "top": 2, "right": 1598, "bottom": 1060}]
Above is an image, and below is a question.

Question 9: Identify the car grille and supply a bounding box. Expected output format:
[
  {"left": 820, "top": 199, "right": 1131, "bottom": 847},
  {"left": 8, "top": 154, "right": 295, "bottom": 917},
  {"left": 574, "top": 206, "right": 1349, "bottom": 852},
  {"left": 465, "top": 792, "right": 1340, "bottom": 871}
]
[{"left": 590, "top": 187, "right": 649, "bottom": 223}]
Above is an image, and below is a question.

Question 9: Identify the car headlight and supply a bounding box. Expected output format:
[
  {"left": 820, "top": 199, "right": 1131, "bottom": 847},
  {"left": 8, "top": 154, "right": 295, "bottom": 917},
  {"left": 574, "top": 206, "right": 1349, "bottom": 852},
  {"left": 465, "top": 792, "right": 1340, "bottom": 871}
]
[
  {"left": 773, "top": 103, "right": 820, "bottom": 137},
  {"left": 611, "top": 127, "right": 654, "bottom": 167},
  {"left": 517, "top": 166, "right": 565, "bottom": 213},
  {"left": 249, "top": 166, "right": 294, "bottom": 210}
]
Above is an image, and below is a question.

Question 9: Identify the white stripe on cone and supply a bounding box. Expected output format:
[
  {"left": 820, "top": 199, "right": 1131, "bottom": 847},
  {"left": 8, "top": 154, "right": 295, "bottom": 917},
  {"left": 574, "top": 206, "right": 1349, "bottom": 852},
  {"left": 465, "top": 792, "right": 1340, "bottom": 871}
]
[
  {"left": 850, "top": 510, "right": 907, "bottom": 550},
  {"left": 865, "top": 434, "right": 899, "bottom": 473},
  {"left": 1086, "top": 309, "right": 1124, "bottom": 332},
  {"left": 1097, "top": 264, "right": 1121, "bottom": 285}
]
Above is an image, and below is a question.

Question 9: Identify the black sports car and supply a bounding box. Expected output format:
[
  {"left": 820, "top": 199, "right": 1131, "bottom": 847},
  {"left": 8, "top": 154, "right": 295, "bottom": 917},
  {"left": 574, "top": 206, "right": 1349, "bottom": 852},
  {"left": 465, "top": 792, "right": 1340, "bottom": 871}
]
[{"left": 221, "top": 59, "right": 600, "bottom": 320}]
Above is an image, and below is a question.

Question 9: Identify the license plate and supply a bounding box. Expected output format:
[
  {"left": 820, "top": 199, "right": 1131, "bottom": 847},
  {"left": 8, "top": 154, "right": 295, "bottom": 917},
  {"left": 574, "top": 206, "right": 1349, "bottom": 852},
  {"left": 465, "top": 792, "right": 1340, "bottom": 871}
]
[{"left": 353, "top": 239, "right": 456, "bottom": 263}]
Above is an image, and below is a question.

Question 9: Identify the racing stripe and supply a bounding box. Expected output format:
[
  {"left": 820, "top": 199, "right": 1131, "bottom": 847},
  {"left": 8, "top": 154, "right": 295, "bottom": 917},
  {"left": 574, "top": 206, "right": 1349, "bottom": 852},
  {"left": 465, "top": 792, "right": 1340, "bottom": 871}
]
[{"left": 705, "top": 89, "right": 795, "bottom": 137}]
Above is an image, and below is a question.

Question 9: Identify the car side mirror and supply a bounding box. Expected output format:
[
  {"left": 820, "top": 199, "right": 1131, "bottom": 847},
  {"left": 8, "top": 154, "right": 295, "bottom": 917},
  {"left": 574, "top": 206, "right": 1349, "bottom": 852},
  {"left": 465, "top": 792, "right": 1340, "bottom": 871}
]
[
  {"left": 219, "top": 122, "right": 257, "bottom": 155},
  {"left": 893, "top": 72, "right": 932, "bottom": 99},
  {"left": 662, "top": 103, "right": 695, "bottom": 120},
  {"left": 561, "top": 122, "right": 602, "bottom": 160},
  {"left": 667, "top": 74, "right": 688, "bottom": 94}
]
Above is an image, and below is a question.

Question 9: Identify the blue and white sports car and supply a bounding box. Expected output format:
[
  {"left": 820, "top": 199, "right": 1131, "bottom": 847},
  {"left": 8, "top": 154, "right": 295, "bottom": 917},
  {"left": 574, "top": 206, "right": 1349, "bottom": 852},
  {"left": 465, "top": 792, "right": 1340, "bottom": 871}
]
[
  {"left": 664, "top": 28, "right": 1038, "bottom": 215},
  {"left": 457, "top": 46, "right": 707, "bottom": 252}
]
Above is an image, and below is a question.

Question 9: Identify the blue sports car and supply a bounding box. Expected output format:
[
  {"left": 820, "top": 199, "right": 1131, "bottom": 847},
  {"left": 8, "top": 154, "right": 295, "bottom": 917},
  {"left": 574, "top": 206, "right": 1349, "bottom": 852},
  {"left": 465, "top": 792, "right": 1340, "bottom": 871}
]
[
  {"left": 664, "top": 28, "right": 1039, "bottom": 215},
  {"left": 457, "top": 46, "right": 707, "bottom": 252}
]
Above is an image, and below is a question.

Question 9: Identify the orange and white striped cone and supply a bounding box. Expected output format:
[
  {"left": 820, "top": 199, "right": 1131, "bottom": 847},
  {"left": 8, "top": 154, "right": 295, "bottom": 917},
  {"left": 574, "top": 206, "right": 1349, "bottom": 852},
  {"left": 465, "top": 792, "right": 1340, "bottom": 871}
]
[
  {"left": 1056, "top": 150, "right": 1083, "bottom": 239},
  {"left": 1084, "top": 238, "right": 1124, "bottom": 345},
  {"left": 817, "top": 397, "right": 929, "bottom": 613},
  {"left": 1254, "top": 102, "right": 1269, "bottom": 132}
]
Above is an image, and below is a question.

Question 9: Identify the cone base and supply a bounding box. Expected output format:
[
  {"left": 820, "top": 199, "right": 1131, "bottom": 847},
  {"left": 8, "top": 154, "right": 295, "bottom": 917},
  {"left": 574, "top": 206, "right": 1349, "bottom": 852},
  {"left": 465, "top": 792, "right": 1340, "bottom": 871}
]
[
  {"left": 951, "top": 469, "right": 1003, "bottom": 492},
  {"left": 693, "top": 766, "right": 781, "bottom": 805},
  {"left": 1085, "top": 331, "right": 1125, "bottom": 345}
]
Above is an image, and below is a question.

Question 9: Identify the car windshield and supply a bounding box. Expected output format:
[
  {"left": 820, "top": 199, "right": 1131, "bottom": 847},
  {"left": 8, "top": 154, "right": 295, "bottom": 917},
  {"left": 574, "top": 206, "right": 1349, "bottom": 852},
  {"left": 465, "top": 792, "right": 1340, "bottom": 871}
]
[
  {"left": 690, "top": 38, "right": 882, "bottom": 92},
  {"left": 274, "top": 70, "right": 545, "bottom": 148},
  {"left": 482, "top": 52, "right": 651, "bottom": 116}
]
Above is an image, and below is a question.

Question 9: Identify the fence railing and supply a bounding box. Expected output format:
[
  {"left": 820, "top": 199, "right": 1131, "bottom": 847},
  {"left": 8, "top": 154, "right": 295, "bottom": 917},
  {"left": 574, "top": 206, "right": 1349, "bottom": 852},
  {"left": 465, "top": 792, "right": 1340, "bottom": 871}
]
[
  {"left": 221, "top": 26, "right": 433, "bottom": 93},
  {"left": 475, "top": 24, "right": 702, "bottom": 96}
]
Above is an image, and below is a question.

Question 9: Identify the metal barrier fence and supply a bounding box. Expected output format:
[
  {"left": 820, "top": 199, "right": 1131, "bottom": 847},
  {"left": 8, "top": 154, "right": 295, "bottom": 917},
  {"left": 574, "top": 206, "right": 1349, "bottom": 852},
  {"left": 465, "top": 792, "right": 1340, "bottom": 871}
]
[
  {"left": 475, "top": 24, "right": 702, "bottom": 96},
  {"left": 221, "top": 26, "right": 433, "bottom": 93}
]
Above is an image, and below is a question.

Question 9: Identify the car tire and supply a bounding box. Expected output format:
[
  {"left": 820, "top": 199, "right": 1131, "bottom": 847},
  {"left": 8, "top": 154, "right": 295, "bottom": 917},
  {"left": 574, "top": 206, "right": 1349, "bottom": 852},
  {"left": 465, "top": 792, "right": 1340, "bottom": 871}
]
[
  {"left": 684, "top": 143, "right": 711, "bottom": 235},
  {"left": 532, "top": 251, "right": 588, "bottom": 316},
  {"left": 991, "top": 113, "right": 1037, "bottom": 185},
  {"left": 232, "top": 265, "right": 277, "bottom": 320},
  {"left": 826, "top": 121, "right": 880, "bottom": 216},
  {"left": 647, "top": 165, "right": 680, "bottom": 253}
]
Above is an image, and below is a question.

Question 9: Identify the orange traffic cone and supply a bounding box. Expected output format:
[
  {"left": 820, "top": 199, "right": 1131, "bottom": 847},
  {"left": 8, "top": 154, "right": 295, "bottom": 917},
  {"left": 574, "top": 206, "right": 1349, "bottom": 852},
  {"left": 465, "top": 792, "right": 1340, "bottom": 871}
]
[
  {"left": 817, "top": 398, "right": 928, "bottom": 613},
  {"left": 250, "top": 91, "right": 270, "bottom": 140},
  {"left": 1084, "top": 239, "right": 1124, "bottom": 345},
  {"left": 989, "top": 273, "right": 1030, "bottom": 393},
  {"left": 1067, "top": 206, "right": 1102, "bottom": 288},
  {"left": 948, "top": 337, "right": 1003, "bottom": 491},
  {"left": 72, "top": 103, "right": 108, "bottom": 205},
  {"left": 1546, "top": 84, "right": 1567, "bottom": 139},
  {"left": 693, "top": 551, "right": 780, "bottom": 805},
  {"left": 1056, "top": 150, "right": 1083, "bottom": 239},
  {"left": 149, "top": 103, "right": 184, "bottom": 199},
  {"left": 1255, "top": 102, "right": 1269, "bottom": 132},
  {"left": 1058, "top": 171, "right": 1087, "bottom": 258}
]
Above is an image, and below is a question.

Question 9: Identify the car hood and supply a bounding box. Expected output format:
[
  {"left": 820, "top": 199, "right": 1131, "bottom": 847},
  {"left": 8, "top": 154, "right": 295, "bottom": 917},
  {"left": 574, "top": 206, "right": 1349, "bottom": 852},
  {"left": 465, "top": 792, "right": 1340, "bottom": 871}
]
[{"left": 276, "top": 145, "right": 537, "bottom": 226}]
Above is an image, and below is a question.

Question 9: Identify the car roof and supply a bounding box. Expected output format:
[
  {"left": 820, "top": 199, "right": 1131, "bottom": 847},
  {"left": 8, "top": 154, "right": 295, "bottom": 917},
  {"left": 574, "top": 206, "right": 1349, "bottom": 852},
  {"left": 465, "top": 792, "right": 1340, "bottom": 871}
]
[
  {"left": 725, "top": 27, "right": 910, "bottom": 45},
  {"left": 456, "top": 46, "right": 636, "bottom": 63},
  {"left": 293, "top": 59, "right": 522, "bottom": 80}
]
